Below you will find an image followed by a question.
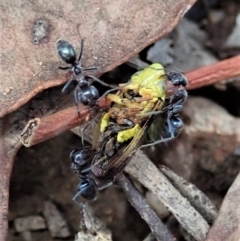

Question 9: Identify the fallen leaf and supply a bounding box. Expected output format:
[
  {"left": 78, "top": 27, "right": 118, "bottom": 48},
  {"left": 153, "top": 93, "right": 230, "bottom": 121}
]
[
  {"left": 0, "top": 0, "right": 196, "bottom": 118},
  {"left": 0, "top": 0, "right": 197, "bottom": 239}
]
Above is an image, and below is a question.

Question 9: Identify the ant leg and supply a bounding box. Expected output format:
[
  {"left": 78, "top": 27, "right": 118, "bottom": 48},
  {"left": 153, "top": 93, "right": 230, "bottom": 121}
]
[
  {"left": 59, "top": 66, "right": 69, "bottom": 70},
  {"left": 79, "top": 126, "right": 86, "bottom": 146},
  {"left": 139, "top": 116, "right": 183, "bottom": 150},
  {"left": 73, "top": 87, "right": 82, "bottom": 120},
  {"left": 139, "top": 136, "right": 174, "bottom": 150},
  {"left": 73, "top": 189, "right": 86, "bottom": 203},
  {"left": 98, "top": 81, "right": 131, "bottom": 102},
  {"left": 126, "top": 56, "right": 149, "bottom": 70},
  {"left": 86, "top": 74, "right": 117, "bottom": 88},
  {"left": 99, "top": 86, "right": 122, "bottom": 100},
  {"left": 80, "top": 112, "right": 101, "bottom": 146},
  {"left": 83, "top": 67, "right": 98, "bottom": 71},
  {"left": 137, "top": 88, "right": 188, "bottom": 117},
  {"left": 62, "top": 78, "right": 76, "bottom": 93},
  {"left": 97, "top": 180, "right": 114, "bottom": 190},
  {"left": 72, "top": 190, "right": 94, "bottom": 230},
  {"left": 81, "top": 153, "right": 108, "bottom": 174},
  {"left": 136, "top": 109, "right": 165, "bottom": 117},
  {"left": 78, "top": 39, "right": 84, "bottom": 61}
]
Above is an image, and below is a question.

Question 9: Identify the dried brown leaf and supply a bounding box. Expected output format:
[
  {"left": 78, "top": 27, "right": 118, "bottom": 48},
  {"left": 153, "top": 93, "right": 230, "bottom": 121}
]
[
  {"left": 0, "top": 0, "right": 197, "bottom": 239},
  {"left": 0, "top": 0, "right": 196, "bottom": 118}
]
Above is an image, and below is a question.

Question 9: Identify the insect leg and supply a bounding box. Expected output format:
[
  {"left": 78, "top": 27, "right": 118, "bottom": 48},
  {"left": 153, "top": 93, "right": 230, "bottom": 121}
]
[
  {"left": 137, "top": 90, "right": 186, "bottom": 150},
  {"left": 81, "top": 154, "right": 108, "bottom": 174},
  {"left": 61, "top": 78, "right": 76, "bottom": 93},
  {"left": 72, "top": 183, "right": 95, "bottom": 229},
  {"left": 99, "top": 86, "right": 122, "bottom": 100},
  {"left": 97, "top": 180, "right": 114, "bottom": 190},
  {"left": 83, "top": 67, "right": 98, "bottom": 71},
  {"left": 137, "top": 88, "right": 188, "bottom": 117},
  {"left": 139, "top": 114, "right": 183, "bottom": 150},
  {"left": 73, "top": 86, "right": 82, "bottom": 120},
  {"left": 78, "top": 39, "right": 84, "bottom": 61},
  {"left": 86, "top": 74, "right": 116, "bottom": 88},
  {"left": 80, "top": 112, "right": 101, "bottom": 146},
  {"left": 59, "top": 66, "right": 69, "bottom": 70},
  {"left": 139, "top": 136, "right": 174, "bottom": 149},
  {"left": 99, "top": 81, "right": 131, "bottom": 101},
  {"left": 73, "top": 189, "right": 87, "bottom": 203}
]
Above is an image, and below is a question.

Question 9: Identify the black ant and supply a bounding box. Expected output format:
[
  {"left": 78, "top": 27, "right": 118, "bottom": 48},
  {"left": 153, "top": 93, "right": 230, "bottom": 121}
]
[
  {"left": 56, "top": 39, "right": 112, "bottom": 111},
  {"left": 70, "top": 146, "right": 114, "bottom": 201},
  {"left": 160, "top": 88, "right": 187, "bottom": 139},
  {"left": 70, "top": 146, "right": 96, "bottom": 201},
  {"left": 139, "top": 87, "right": 188, "bottom": 149}
]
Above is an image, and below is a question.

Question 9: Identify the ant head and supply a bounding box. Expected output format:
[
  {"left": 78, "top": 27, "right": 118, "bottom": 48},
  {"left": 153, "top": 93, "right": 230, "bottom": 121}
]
[
  {"left": 70, "top": 147, "right": 92, "bottom": 166},
  {"left": 168, "top": 72, "right": 188, "bottom": 87}
]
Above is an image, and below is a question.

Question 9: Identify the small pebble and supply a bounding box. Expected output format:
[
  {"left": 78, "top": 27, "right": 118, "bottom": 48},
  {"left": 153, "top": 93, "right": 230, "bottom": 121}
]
[
  {"left": 43, "top": 200, "right": 70, "bottom": 238},
  {"left": 146, "top": 191, "right": 170, "bottom": 219},
  {"left": 21, "top": 231, "right": 32, "bottom": 241},
  {"left": 14, "top": 215, "right": 46, "bottom": 232}
]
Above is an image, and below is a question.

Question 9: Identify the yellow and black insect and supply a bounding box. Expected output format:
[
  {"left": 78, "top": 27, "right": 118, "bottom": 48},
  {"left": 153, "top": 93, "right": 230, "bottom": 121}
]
[
  {"left": 70, "top": 63, "right": 188, "bottom": 201},
  {"left": 100, "top": 63, "right": 187, "bottom": 143}
]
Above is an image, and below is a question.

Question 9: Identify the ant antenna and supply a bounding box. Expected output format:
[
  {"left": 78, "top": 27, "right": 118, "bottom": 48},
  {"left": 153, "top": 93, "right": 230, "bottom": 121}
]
[{"left": 78, "top": 39, "right": 84, "bottom": 62}]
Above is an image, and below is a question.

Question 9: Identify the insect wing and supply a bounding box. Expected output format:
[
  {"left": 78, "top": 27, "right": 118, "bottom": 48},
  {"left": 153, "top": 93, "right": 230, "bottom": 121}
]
[{"left": 97, "top": 114, "right": 155, "bottom": 176}]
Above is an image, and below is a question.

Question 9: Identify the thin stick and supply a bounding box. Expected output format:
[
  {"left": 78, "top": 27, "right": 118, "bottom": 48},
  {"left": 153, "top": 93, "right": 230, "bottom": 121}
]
[
  {"left": 20, "top": 55, "right": 240, "bottom": 147},
  {"left": 20, "top": 97, "right": 110, "bottom": 147},
  {"left": 185, "top": 55, "right": 240, "bottom": 90},
  {"left": 117, "top": 173, "right": 176, "bottom": 241}
]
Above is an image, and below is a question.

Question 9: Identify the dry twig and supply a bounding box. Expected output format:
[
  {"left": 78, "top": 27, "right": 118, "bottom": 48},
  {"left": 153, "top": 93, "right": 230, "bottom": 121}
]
[
  {"left": 20, "top": 55, "right": 240, "bottom": 147},
  {"left": 117, "top": 173, "right": 176, "bottom": 241}
]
